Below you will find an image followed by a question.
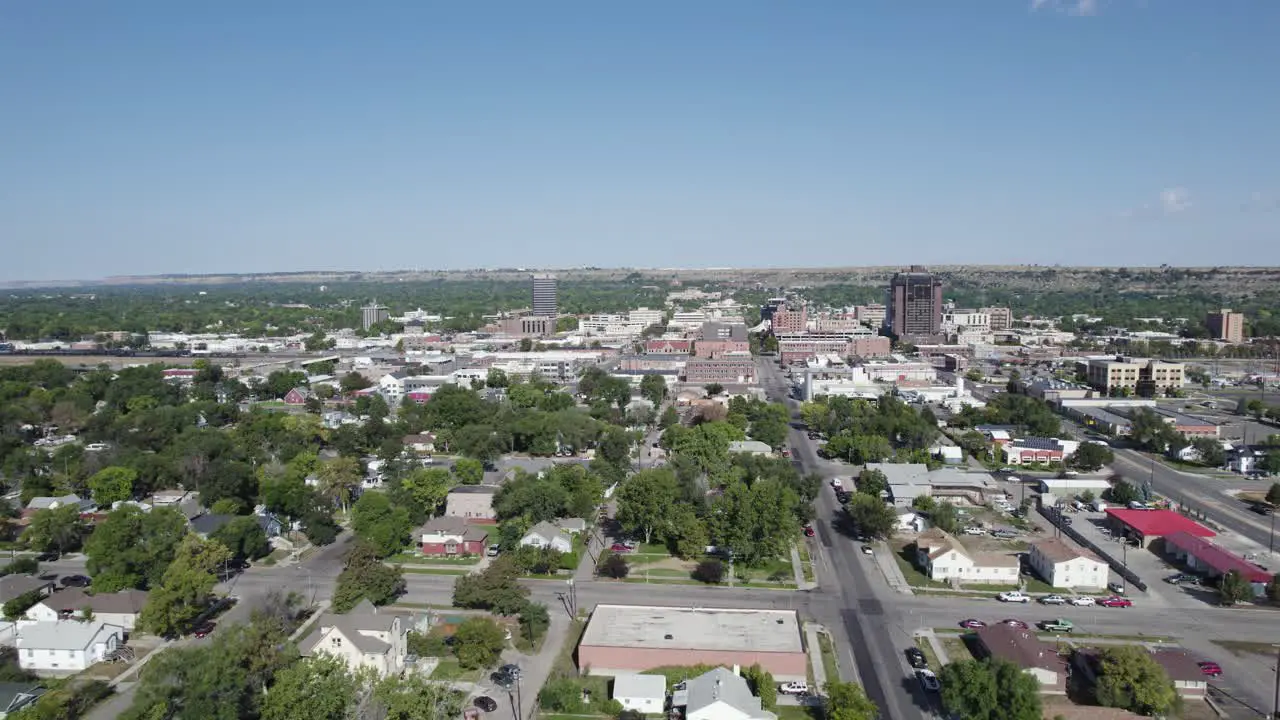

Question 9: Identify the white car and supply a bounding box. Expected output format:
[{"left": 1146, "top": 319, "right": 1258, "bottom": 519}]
[
  {"left": 916, "top": 668, "right": 941, "bottom": 692},
  {"left": 963, "top": 527, "right": 985, "bottom": 536},
  {"left": 998, "top": 591, "right": 1031, "bottom": 603},
  {"left": 1069, "top": 596, "right": 1096, "bottom": 606},
  {"left": 778, "top": 682, "right": 809, "bottom": 695},
  {"left": 1040, "top": 595, "right": 1067, "bottom": 605}
]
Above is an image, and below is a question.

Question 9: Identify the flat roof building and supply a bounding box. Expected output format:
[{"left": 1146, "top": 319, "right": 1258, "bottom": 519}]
[
  {"left": 577, "top": 605, "right": 806, "bottom": 682},
  {"left": 1206, "top": 309, "right": 1244, "bottom": 344},
  {"left": 1103, "top": 508, "right": 1214, "bottom": 548}
]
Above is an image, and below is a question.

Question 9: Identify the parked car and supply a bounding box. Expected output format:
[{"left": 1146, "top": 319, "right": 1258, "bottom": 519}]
[
  {"left": 1000, "top": 619, "right": 1029, "bottom": 629},
  {"left": 1166, "top": 573, "right": 1198, "bottom": 584},
  {"left": 963, "top": 526, "right": 985, "bottom": 536},
  {"left": 960, "top": 619, "right": 987, "bottom": 629},
  {"left": 803, "top": 524, "right": 816, "bottom": 538},
  {"left": 1107, "top": 582, "right": 1126, "bottom": 595},
  {"left": 1099, "top": 596, "right": 1133, "bottom": 608},
  {"left": 486, "top": 545, "right": 500, "bottom": 557},
  {"left": 1197, "top": 661, "right": 1223, "bottom": 677},
  {"left": 1069, "top": 596, "right": 1096, "bottom": 606},
  {"left": 916, "top": 668, "right": 941, "bottom": 692},
  {"left": 609, "top": 544, "right": 634, "bottom": 553},
  {"left": 1038, "top": 619, "right": 1074, "bottom": 633},
  {"left": 500, "top": 664, "right": 522, "bottom": 680},
  {"left": 905, "top": 647, "right": 928, "bottom": 669},
  {"left": 998, "top": 591, "right": 1031, "bottom": 603},
  {"left": 1039, "top": 595, "right": 1067, "bottom": 605},
  {"left": 59, "top": 575, "right": 91, "bottom": 588},
  {"left": 778, "top": 681, "right": 809, "bottom": 695},
  {"left": 192, "top": 622, "right": 216, "bottom": 639},
  {"left": 861, "top": 545, "right": 874, "bottom": 555}
]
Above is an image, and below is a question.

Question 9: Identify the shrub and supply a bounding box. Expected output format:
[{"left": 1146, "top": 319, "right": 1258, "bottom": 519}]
[
  {"left": 692, "top": 559, "right": 725, "bottom": 584},
  {"left": 599, "top": 554, "right": 630, "bottom": 579}
]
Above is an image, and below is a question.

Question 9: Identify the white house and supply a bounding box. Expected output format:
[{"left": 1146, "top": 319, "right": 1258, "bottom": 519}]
[
  {"left": 672, "top": 667, "right": 776, "bottom": 720},
  {"left": 895, "top": 509, "right": 928, "bottom": 534},
  {"left": 298, "top": 600, "right": 407, "bottom": 678},
  {"left": 728, "top": 440, "right": 773, "bottom": 456},
  {"left": 25, "top": 590, "right": 149, "bottom": 632},
  {"left": 914, "top": 529, "right": 1020, "bottom": 584},
  {"left": 612, "top": 673, "right": 666, "bottom": 715},
  {"left": 15, "top": 621, "right": 123, "bottom": 673},
  {"left": 1027, "top": 538, "right": 1109, "bottom": 591},
  {"left": 520, "top": 521, "right": 573, "bottom": 553}
]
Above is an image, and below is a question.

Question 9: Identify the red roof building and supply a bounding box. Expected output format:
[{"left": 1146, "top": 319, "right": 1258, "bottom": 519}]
[
  {"left": 1104, "top": 508, "right": 1214, "bottom": 548},
  {"left": 1163, "top": 531, "right": 1271, "bottom": 585}
]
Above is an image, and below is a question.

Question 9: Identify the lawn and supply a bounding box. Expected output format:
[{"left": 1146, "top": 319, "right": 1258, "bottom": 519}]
[
  {"left": 913, "top": 637, "right": 942, "bottom": 670},
  {"left": 430, "top": 658, "right": 483, "bottom": 682},
  {"left": 1212, "top": 639, "right": 1279, "bottom": 658},
  {"left": 817, "top": 631, "right": 840, "bottom": 683},
  {"left": 775, "top": 706, "right": 820, "bottom": 720},
  {"left": 892, "top": 546, "right": 948, "bottom": 588},
  {"left": 400, "top": 567, "right": 470, "bottom": 576},
  {"left": 386, "top": 551, "right": 482, "bottom": 565},
  {"left": 797, "top": 542, "right": 816, "bottom": 584},
  {"left": 940, "top": 636, "right": 973, "bottom": 663}
]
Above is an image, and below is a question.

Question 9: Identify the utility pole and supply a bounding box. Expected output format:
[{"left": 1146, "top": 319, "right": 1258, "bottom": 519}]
[{"left": 1273, "top": 643, "right": 1280, "bottom": 720}]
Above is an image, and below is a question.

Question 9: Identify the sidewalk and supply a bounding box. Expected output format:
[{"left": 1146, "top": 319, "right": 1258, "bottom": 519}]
[
  {"left": 789, "top": 545, "right": 815, "bottom": 591},
  {"left": 871, "top": 543, "right": 914, "bottom": 596},
  {"left": 804, "top": 624, "right": 830, "bottom": 692}
]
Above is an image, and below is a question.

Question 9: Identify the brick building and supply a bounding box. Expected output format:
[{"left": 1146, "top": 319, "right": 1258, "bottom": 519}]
[{"left": 683, "top": 358, "right": 756, "bottom": 384}]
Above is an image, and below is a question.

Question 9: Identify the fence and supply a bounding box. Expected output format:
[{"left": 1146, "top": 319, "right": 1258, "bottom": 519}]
[{"left": 1036, "top": 504, "right": 1148, "bottom": 592}]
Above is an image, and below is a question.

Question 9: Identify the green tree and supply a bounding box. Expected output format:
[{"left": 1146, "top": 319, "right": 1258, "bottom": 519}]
[
  {"left": 930, "top": 501, "right": 961, "bottom": 534},
  {"left": 22, "top": 505, "right": 85, "bottom": 558},
  {"left": 315, "top": 456, "right": 362, "bottom": 513},
  {"left": 1068, "top": 443, "right": 1114, "bottom": 472},
  {"left": 692, "top": 558, "right": 725, "bottom": 584},
  {"left": 332, "top": 542, "right": 406, "bottom": 612},
  {"left": 140, "top": 534, "right": 232, "bottom": 637},
  {"left": 1105, "top": 479, "right": 1140, "bottom": 505},
  {"left": 1265, "top": 482, "right": 1280, "bottom": 507},
  {"left": 519, "top": 601, "right": 550, "bottom": 645},
  {"left": 210, "top": 516, "right": 271, "bottom": 561},
  {"left": 825, "top": 681, "right": 879, "bottom": 720},
  {"left": 616, "top": 468, "right": 679, "bottom": 544},
  {"left": 87, "top": 466, "right": 137, "bottom": 507},
  {"left": 452, "top": 616, "right": 508, "bottom": 669},
  {"left": 857, "top": 468, "right": 887, "bottom": 497},
  {"left": 261, "top": 654, "right": 358, "bottom": 720},
  {"left": 741, "top": 664, "right": 777, "bottom": 710},
  {"left": 486, "top": 368, "right": 510, "bottom": 389},
  {"left": 1218, "top": 569, "right": 1254, "bottom": 606},
  {"left": 1190, "top": 436, "right": 1225, "bottom": 467},
  {"left": 665, "top": 504, "right": 709, "bottom": 560},
  {"left": 400, "top": 467, "right": 455, "bottom": 517},
  {"left": 845, "top": 494, "right": 896, "bottom": 540},
  {"left": 453, "top": 457, "right": 485, "bottom": 485},
  {"left": 659, "top": 405, "right": 680, "bottom": 430},
  {"left": 939, "top": 659, "right": 997, "bottom": 720},
  {"left": 372, "top": 673, "right": 463, "bottom": 720},
  {"left": 704, "top": 383, "right": 724, "bottom": 397},
  {"left": 639, "top": 374, "right": 668, "bottom": 408},
  {"left": 599, "top": 553, "right": 630, "bottom": 579},
  {"left": 351, "top": 491, "right": 413, "bottom": 557},
  {"left": 84, "top": 506, "right": 189, "bottom": 591},
  {"left": 1094, "top": 645, "right": 1179, "bottom": 717},
  {"left": 452, "top": 556, "right": 530, "bottom": 615},
  {"left": 992, "top": 658, "right": 1043, "bottom": 720}
]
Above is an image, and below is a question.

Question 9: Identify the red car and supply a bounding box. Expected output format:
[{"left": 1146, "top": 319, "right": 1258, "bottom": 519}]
[
  {"left": 192, "top": 622, "right": 216, "bottom": 638},
  {"left": 960, "top": 619, "right": 987, "bottom": 629},
  {"left": 1000, "top": 619, "right": 1029, "bottom": 629},
  {"left": 1198, "top": 662, "right": 1223, "bottom": 677},
  {"left": 609, "top": 544, "right": 634, "bottom": 553},
  {"left": 781, "top": 449, "right": 791, "bottom": 458},
  {"left": 803, "top": 524, "right": 816, "bottom": 537},
  {"left": 1099, "top": 596, "right": 1133, "bottom": 608}
]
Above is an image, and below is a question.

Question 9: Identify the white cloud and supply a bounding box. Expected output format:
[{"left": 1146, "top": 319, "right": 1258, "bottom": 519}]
[
  {"left": 1243, "top": 190, "right": 1280, "bottom": 212},
  {"left": 1031, "top": 0, "right": 1100, "bottom": 16},
  {"left": 1159, "top": 187, "right": 1191, "bottom": 214}
]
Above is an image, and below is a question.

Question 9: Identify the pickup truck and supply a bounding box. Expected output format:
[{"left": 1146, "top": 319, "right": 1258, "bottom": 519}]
[{"left": 1038, "top": 619, "right": 1074, "bottom": 633}]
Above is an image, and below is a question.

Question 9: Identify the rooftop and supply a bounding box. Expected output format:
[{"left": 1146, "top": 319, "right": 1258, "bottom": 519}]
[
  {"left": 1104, "top": 509, "right": 1215, "bottom": 538},
  {"left": 1163, "top": 531, "right": 1270, "bottom": 583},
  {"left": 976, "top": 623, "right": 1063, "bottom": 672},
  {"left": 1150, "top": 649, "right": 1208, "bottom": 683},
  {"left": 41, "top": 589, "right": 149, "bottom": 615},
  {"left": 581, "top": 605, "right": 803, "bottom": 654},
  {"left": 1032, "top": 537, "right": 1103, "bottom": 564},
  {"left": 1010, "top": 437, "right": 1065, "bottom": 451},
  {"left": 612, "top": 673, "right": 666, "bottom": 700},
  {"left": 448, "top": 485, "right": 499, "bottom": 495},
  {"left": 0, "top": 575, "right": 53, "bottom": 604},
  {"left": 16, "top": 620, "right": 123, "bottom": 651}
]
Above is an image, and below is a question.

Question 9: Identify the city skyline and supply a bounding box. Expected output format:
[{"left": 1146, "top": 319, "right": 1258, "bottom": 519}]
[{"left": 2, "top": 1, "right": 1278, "bottom": 282}]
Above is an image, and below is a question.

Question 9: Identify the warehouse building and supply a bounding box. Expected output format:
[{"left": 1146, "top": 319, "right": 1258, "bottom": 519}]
[{"left": 577, "top": 605, "right": 807, "bottom": 682}]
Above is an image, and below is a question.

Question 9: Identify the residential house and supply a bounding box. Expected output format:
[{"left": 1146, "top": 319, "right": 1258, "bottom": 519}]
[
  {"left": 444, "top": 486, "right": 499, "bottom": 521},
  {"left": 419, "top": 517, "right": 489, "bottom": 557},
  {"left": 298, "top": 600, "right": 407, "bottom": 678},
  {"left": 1027, "top": 537, "right": 1109, "bottom": 590},
  {"left": 612, "top": 673, "right": 666, "bottom": 715},
  {"left": 672, "top": 667, "right": 776, "bottom": 720},
  {"left": 914, "top": 528, "right": 1020, "bottom": 584},
  {"left": 0, "top": 576, "right": 54, "bottom": 606},
  {"left": 0, "top": 683, "right": 44, "bottom": 717},
  {"left": 974, "top": 623, "right": 1066, "bottom": 693},
  {"left": 1150, "top": 649, "right": 1209, "bottom": 698},
  {"left": 556, "top": 518, "right": 588, "bottom": 535},
  {"left": 728, "top": 440, "right": 773, "bottom": 456},
  {"left": 149, "top": 490, "right": 203, "bottom": 520},
  {"left": 22, "top": 495, "right": 94, "bottom": 519},
  {"left": 895, "top": 509, "right": 928, "bottom": 534},
  {"left": 15, "top": 621, "right": 124, "bottom": 673},
  {"left": 26, "top": 589, "right": 148, "bottom": 632},
  {"left": 282, "top": 387, "right": 313, "bottom": 406},
  {"left": 402, "top": 433, "right": 436, "bottom": 454},
  {"left": 189, "top": 513, "right": 237, "bottom": 538},
  {"left": 520, "top": 521, "right": 573, "bottom": 553}
]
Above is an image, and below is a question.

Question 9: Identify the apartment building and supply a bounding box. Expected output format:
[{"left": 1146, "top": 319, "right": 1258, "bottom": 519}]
[
  {"left": 531, "top": 274, "right": 558, "bottom": 317},
  {"left": 1206, "top": 309, "right": 1245, "bottom": 343},
  {"left": 1085, "top": 356, "right": 1185, "bottom": 396}
]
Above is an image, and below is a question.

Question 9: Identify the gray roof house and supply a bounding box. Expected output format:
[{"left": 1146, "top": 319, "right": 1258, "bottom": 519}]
[
  {"left": 728, "top": 440, "right": 773, "bottom": 456},
  {"left": 0, "top": 575, "right": 54, "bottom": 605},
  {"left": 0, "top": 683, "right": 45, "bottom": 717},
  {"left": 298, "top": 600, "right": 408, "bottom": 678},
  {"left": 444, "top": 486, "right": 499, "bottom": 520},
  {"left": 23, "top": 494, "right": 94, "bottom": 515},
  {"left": 520, "top": 521, "right": 573, "bottom": 553},
  {"left": 672, "top": 667, "right": 777, "bottom": 720}
]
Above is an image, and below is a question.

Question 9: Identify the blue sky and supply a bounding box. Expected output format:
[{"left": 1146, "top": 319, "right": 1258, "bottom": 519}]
[{"left": 2, "top": 1, "right": 1278, "bottom": 281}]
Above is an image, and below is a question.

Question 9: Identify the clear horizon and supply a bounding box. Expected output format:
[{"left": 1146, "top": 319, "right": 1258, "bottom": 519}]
[{"left": 3, "top": 1, "right": 1278, "bottom": 282}]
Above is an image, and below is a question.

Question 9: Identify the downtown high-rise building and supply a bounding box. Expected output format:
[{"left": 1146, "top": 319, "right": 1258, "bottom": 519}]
[
  {"left": 531, "top": 274, "right": 558, "bottom": 317},
  {"left": 887, "top": 266, "right": 943, "bottom": 341},
  {"left": 361, "top": 300, "right": 390, "bottom": 330}
]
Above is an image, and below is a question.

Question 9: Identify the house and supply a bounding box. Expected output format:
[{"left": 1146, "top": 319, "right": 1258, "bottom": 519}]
[
  {"left": 282, "top": 387, "right": 313, "bottom": 405},
  {"left": 298, "top": 600, "right": 407, "bottom": 678},
  {"left": 149, "top": 490, "right": 203, "bottom": 520},
  {"left": 520, "top": 521, "right": 573, "bottom": 553},
  {"left": 22, "top": 495, "right": 94, "bottom": 519},
  {"left": 189, "top": 513, "right": 237, "bottom": 538},
  {"left": 612, "top": 673, "right": 667, "bottom": 715},
  {"left": 895, "top": 509, "right": 928, "bottom": 534},
  {"left": 914, "top": 528, "right": 1020, "bottom": 584},
  {"left": 672, "top": 667, "right": 776, "bottom": 720},
  {"left": 419, "top": 517, "right": 489, "bottom": 556},
  {"left": 0, "top": 683, "right": 45, "bottom": 717},
  {"left": 0, "top": 576, "right": 54, "bottom": 605},
  {"left": 402, "top": 433, "right": 436, "bottom": 454},
  {"left": 26, "top": 589, "right": 148, "bottom": 632},
  {"left": 728, "top": 440, "right": 773, "bottom": 456},
  {"left": 1150, "top": 649, "right": 1209, "bottom": 698},
  {"left": 556, "top": 518, "right": 588, "bottom": 535},
  {"left": 15, "top": 621, "right": 124, "bottom": 673},
  {"left": 974, "top": 623, "right": 1066, "bottom": 693},
  {"left": 931, "top": 445, "right": 964, "bottom": 465},
  {"left": 444, "top": 486, "right": 499, "bottom": 521},
  {"left": 1027, "top": 537, "right": 1109, "bottom": 590}
]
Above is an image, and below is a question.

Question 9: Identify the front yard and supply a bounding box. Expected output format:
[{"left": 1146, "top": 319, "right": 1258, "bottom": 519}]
[{"left": 608, "top": 547, "right": 798, "bottom": 588}]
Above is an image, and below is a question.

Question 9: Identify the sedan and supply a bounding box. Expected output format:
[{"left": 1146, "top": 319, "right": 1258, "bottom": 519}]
[
  {"left": 905, "top": 648, "right": 928, "bottom": 669},
  {"left": 1000, "top": 619, "right": 1029, "bottom": 629},
  {"left": 192, "top": 622, "right": 216, "bottom": 639},
  {"left": 860, "top": 545, "right": 874, "bottom": 555},
  {"left": 1069, "top": 596, "right": 1096, "bottom": 606},
  {"left": 959, "top": 619, "right": 988, "bottom": 629},
  {"left": 1197, "top": 661, "right": 1223, "bottom": 677},
  {"left": 1040, "top": 595, "right": 1067, "bottom": 605},
  {"left": 609, "top": 544, "right": 634, "bottom": 553},
  {"left": 59, "top": 575, "right": 91, "bottom": 588},
  {"left": 803, "top": 525, "right": 816, "bottom": 538},
  {"left": 1099, "top": 597, "right": 1133, "bottom": 608}
]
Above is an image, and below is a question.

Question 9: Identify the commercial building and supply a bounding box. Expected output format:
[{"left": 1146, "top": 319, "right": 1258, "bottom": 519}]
[
  {"left": 1001, "top": 437, "right": 1074, "bottom": 466},
  {"left": 1162, "top": 531, "right": 1270, "bottom": 595},
  {"left": 887, "top": 266, "right": 944, "bottom": 341},
  {"left": 577, "top": 605, "right": 807, "bottom": 681},
  {"left": 1206, "top": 309, "right": 1245, "bottom": 344},
  {"left": 981, "top": 307, "right": 1014, "bottom": 332},
  {"left": 499, "top": 315, "right": 553, "bottom": 337},
  {"left": 696, "top": 322, "right": 750, "bottom": 358},
  {"left": 645, "top": 339, "right": 692, "bottom": 354},
  {"left": 770, "top": 304, "right": 808, "bottom": 334},
  {"left": 1084, "top": 356, "right": 1185, "bottom": 397},
  {"left": 1103, "top": 509, "right": 1215, "bottom": 548},
  {"left": 531, "top": 274, "right": 558, "bottom": 317},
  {"left": 683, "top": 358, "right": 756, "bottom": 385},
  {"left": 361, "top": 301, "right": 390, "bottom": 331},
  {"left": 854, "top": 304, "right": 887, "bottom": 329},
  {"left": 1027, "top": 537, "right": 1108, "bottom": 590}
]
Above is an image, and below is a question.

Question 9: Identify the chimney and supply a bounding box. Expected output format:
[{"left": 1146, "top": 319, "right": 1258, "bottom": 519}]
[{"left": 732, "top": 664, "right": 740, "bottom": 676}]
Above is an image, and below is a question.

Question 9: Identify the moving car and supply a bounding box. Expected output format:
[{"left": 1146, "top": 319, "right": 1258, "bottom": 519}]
[
  {"left": 1069, "top": 596, "right": 1096, "bottom": 606},
  {"left": 500, "top": 664, "right": 521, "bottom": 680},
  {"left": 998, "top": 591, "right": 1031, "bottom": 603},
  {"left": 960, "top": 619, "right": 987, "bottom": 629},
  {"left": 916, "top": 668, "right": 941, "bottom": 692},
  {"left": 861, "top": 545, "right": 874, "bottom": 555},
  {"left": 1197, "top": 661, "right": 1223, "bottom": 677},
  {"left": 1039, "top": 595, "right": 1067, "bottom": 605},
  {"left": 963, "top": 526, "right": 985, "bottom": 536},
  {"left": 1165, "top": 573, "right": 1198, "bottom": 585},
  {"left": 1037, "top": 619, "right": 1074, "bottom": 633},
  {"left": 1099, "top": 596, "right": 1133, "bottom": 608},
  {"left": 778, "top": 681, "right": 809, "bottom": 695},
  {"left": 1000, "top": 619, "right": 1029, "bottom": 629},
  {"left": 906, "top": 647, "right": 928, "bottom": 669}
]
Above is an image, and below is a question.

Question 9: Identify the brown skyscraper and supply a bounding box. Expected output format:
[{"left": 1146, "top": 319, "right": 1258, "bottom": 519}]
[
  {"left": 887, "top": 266, "right": 943, "bottom": 341},
  {"left": 1206, "top": 309, "right": 1244, "bottom": 344}
]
